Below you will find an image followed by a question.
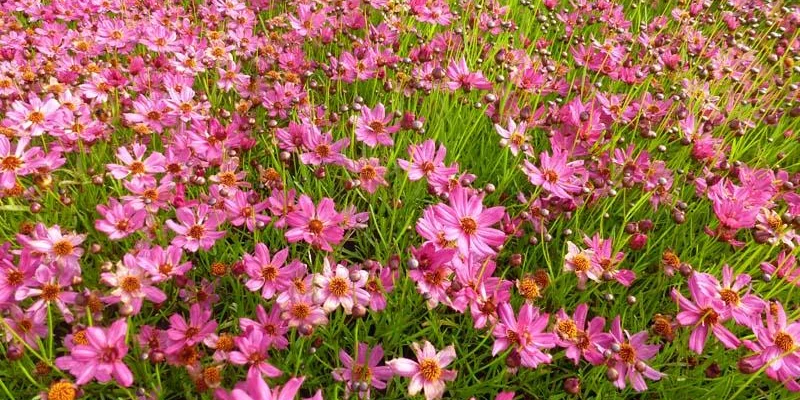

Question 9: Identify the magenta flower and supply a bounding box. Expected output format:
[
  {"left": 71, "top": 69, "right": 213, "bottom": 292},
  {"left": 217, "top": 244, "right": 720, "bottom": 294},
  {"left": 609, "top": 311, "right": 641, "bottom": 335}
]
[
  {"left": 215, "top": 368, "right": 304, "bottom": 400},
  {"left": 54, "top": 319, "right": 133, "bottom": 387},
  {"left": 432, "top": 187, "right": 506, "bottom": 256},
  {"left": 166, "top": 303, "right": 218, "bottom": 354},
  {"left": 100, "top": 253, "right": 167, "bottom": 315},
  {"left": 0, "top": 250, "right": 37, "bottom": 305},
  {"left": 280, "top": 293, "right": 328, "bottom": 328},
  {"left": 563, "top": 241, "right": 600, "bottom": 290},
  {"left": 494, "top": 118, "right": 528, "bottom": 156},
  {"left": 243, "top": 244, "right": 297, "bottom": 300},
  {"left": 165, "top": 204, "right": 226, "bottom": 252},
  {"left": 553, "top": 303, "right": 610, "bottom": 365},
  {"left": 355, "top": 103, "right": 398, "bottom": 147},
  {"left": 407, "top": 244, "right": 456, "bottom": 308},
  {"left": 741, "top": 302, "right": 800, "bottom": 391},
  {"left": 239, "top": 304, "right": 289, "bottom": 351},
  {"left": 445, "top": 58, "right": 492, "bottom": 91},
  {"left": 138, "top": 245, "right": 192, "bottom": 282},
  {"left": 224, "top": 190, "right": 270, "bottom": 231},
  {"left": 299, "top": 129, "right": 349, "bottom": 166},
  {"left": 671, "top": 274, "right": 740, "bottom": 354},
  {"left": 388, "top": 341, "right": 457, "bottom": 400},
  {"left": 17, "top": 223, "right": 85, "bottom": 271},
  {"left": 312, "top": 258, "right": 369, "bottom": 314},
  {"left": 106, "top": 143, "right": 166, "bottom": 186},
  {"left": 229, "top": 327, "right": 283, "bottom": 378},
  {"left": 492, "top": 302, "right": 557, "bottom": 369},
  {"left": 522, "top": 149, "right": 585, "bottom": 199},
  {"left": 285, "top": 195, "right": 344, "bottom": 252},
  {"left": 7, "top": 95, "right": 61, "bottom": 136},
  {"left": 96, "top": 199, "right": 146, "bottom": 241},
  {"left": 694, "top": 266, "right": 766, "bottom": 328},
  {"left": 3, "top": 305, "right": 47, "bottom": 349},
  {"left": 15, "top": 264, "right": 77, "bottom": 322},
  {"left": 601, "top": 316, "right": 664, "bottom": 392},
  {"left": 584, "top": 234, "right": 635, "bottom": 287},
  {"left": 347, "top": 158, "right": 388, "bottom": 194},
  {"left": 0, "top": 136, "right": 42, "bottom": 189},
  {"left": 398, "top": 140, "right": 458, "bottom": 182},
  {"left": 332, "top": 343, "right": 393, "bottom": 398}
]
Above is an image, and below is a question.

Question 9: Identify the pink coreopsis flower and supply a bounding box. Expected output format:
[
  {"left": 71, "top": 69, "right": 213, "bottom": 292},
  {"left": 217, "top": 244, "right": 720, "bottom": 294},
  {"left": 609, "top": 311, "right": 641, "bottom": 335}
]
[
  {"left": 398, "top": 140, "right": 458, "bottom": 182},
  {"left": 740, "top": 301, "right": 800, "bottom": 391},
  {"left": 239, "top": 304, "right": 289, "bottom": 351},
  {"left": 553, "top": 303, "right": 610, "bottom": 365},
  {"left": 332, "top": 343, "right": 393, "bottom": 398},
  {"left": 563, "top": 241, "right": 600, "bottom": 290},
  {"left": 7, "top": 95, "right": 61, "bottom": 136},
  {"left": 494, "top": 118, "right": 528, "bottom": 156},
  {"left": 3, "top": 305, "right": 47, "bottom": 349},
  {"left": 280, "top": 293, "right": 328, "bottom": 328},
  {"left": 17, "top": 224, "right": 85, "bottom": 271},
  {"left": 138, "top": 245, "right": 192, "bottom": 282},
  {"left": 299, "top": 129, "right": 349, "bottom": 166},
  {"left": 601, "top": 316, "right": 664, "bottom": 392},
  {"left": 285, "top": 195, "right": 344, "bottom": 251},
  {"left": 14, "top": 265, "right": 77, "bottom": 321},
  {"left": 365, "top": 263, "right": 396, "bottom": 311},
  {"left": 347, "top": 158, "right": 388, "bottom": 194},
  {"left": 693, "top": 266, "right": 766, "bottom": 328},
  {"left": 54, "top": 319, "right": 133, "bottom": 387},
  {"left": 243, "top": 244, "right": 298, "bottom": 300},
  {"left": 229, "top": 327, "right": 283, "bottom": 378},
  {"left": 0, "top": 136, "right": 43, "bottom": 189},
  {"left": 522, "top": 149, "right": 585, "bottom": 199},
  {"left": 94, "top": 198, "right": 147, "bottom": 240},
  {"left": 267, "top": 188, "right": 297, "bottom": 229},
  {"left": 445, "top": 58, "right": 492, "bottom": 91},
  {"left": 671, "top": 274, "right": 740, "bottom": 353},
  {"left": 0, "top": 250, "right": 37, "bottom": 305},
  {"left": 165, "top": 205, "right": 226, "bottom": 252},
  {"left": 215, "top": 368, "right": 304, "bottom": 400},
  {"left": 492, "top": 302, "right": 557, "bottom": 368},
  {"left": 106, "top": 143, "right": 166, "bottom": 186},
  {"left": 355, "top": 103, "right": 398, "bottom": 147},
  {"left": 100, "top": 254, "right": 167, "bottom": 315},
  {"left": 166, "top": 303, "right": 218, "bottom": 354},
  {"left": 408, "top": 244, "right": 456, "bottom": 308},
  {"left": 433, "top": 187, "right": 506, "bottom": 257},
  {"left": 584, "top": 234, "right": 635, "bottom": 287},
  {"left": 313, "top": 258, "right": 369, "bottom": 314},
  {"left": 388, "top": 341, "right": 457, "bottom": 400},
  {"left": 224, "top": 191, "right": 271, "bottom": 231}
]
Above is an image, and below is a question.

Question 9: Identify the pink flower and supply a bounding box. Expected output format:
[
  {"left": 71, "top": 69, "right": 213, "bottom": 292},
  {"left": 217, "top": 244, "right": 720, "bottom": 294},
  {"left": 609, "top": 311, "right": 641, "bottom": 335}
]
[
  {"left": 165, "top": 205, "right": 226, "bottom": 252},
  {"left": 355, "top": 103, "right": 398, "bottom": 147},
  {"left": 106, "top": 143, "right": 166, "bottom": 186},
  {"left": 55, "top": 319, "right": 133, "bottom": 387},
  {"left": 584, "top": 234, "right": 635, "bottom": 287},
  {"left": 239, "top": 304, "right": 289, "bottom": 351},
  {"left": 553, "top": 303, "right": 610, "bottom": 365},
  {"left": 494, "top": 118, "right": 528, "bottom": 156},
  {"left": 100, "top": 254, "right": 167, "bottom": 315},
  {"left": 563, "top": 241, "right": 599, "bottom": 290},
  {"left": 332, "top": 343, "right": 393, "bottom": 398},
  {"left": 522, "top": 149, "right": 585, "bottom": 199},
  {"left": 312, "top": 258, "right": 369, "bottom": 314},
  {"left": 492, "top": 303, "right": 556, "bottom": 368},
  {"left": 0, "top": 136, "right": 43, "bottom": 189},
  {"left": 17, "top": 223, "right": 85, "bottom": 271},
  {"left": 243, "top": 244, "right": 298, "bottom": 299},
  {"left": 3, "top": 305, "right": 47, "bottom": 349},
  {"left": 229, "top": 328, "right": 283, "bottom": 378},
  {"left": 280, "top": 293, "right": 328, "bottom": 328},
  {"left": 224, "top": 191, "right": 270, "bottom": 231},
  {"left": 166, "top": 303, "right": 218, "bottom": 354},
  {"left": 138, "top": 245, "right": 192, "bottom": 282},
  {"left": 95, "top": 198, "right": 147, "bottom": 240},
  {"left": 433, "top": 187, "right": 506, "bottom": 256},
  {"left": 398, "top": 140, "right": 458, "bottom": 182},
  {"left": 600, "top": 316, "right": 664, "bottom": 392},
  {"left": 741, "top": 301, "right": 800, "bottom": 391},
  {"left": 15, "top": 265, "right": 77, "bottom": 322},
  {"left": 693, "top": 266, "right": 766, "bottom": 328},
  {"left": 215, "top": 368, "right": 304, "bottom": 400},
  {"left": 299, "top": 129, "right": 349, "bottom": 166},
  {"left": 347, "top": 158, "right": 388, "bottom": 194},
  {"left": 7, "top": 95, "right": 61, "bottom": 136},
  {"left": 445, "top": 58, "right": 491, "bottom": 91},
  {"left": 285, "top": 195, "right": 344, "bottom": 252},
  {"left": 408, "top": 244, "right": 456, "bottom": 308},
  {"left": 388, "top": 341, "right": 457, "bottom": 400},
  {"left": 671, "top": 274, "right": 740, "bottom": 353}
]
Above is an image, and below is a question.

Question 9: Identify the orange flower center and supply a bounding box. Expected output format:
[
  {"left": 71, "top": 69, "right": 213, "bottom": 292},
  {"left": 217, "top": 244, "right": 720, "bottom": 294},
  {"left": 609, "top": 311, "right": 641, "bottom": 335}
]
[
  {"left": 776, "top": 332, "right": 795, "bottom": 352},
  {"left": 53, "top": 240, "right": 74, "bottom": 257},
  {"left": 130, "top": 161, "right": 146, "bottom": 174},
  {"left": 28, "top": 111, "right": 45, "bottom": 123},
  {"left": 41, "top": 283, "right": 60, "bottom": 301},
  {"left": 47, "top": 381, "right": 76, "bottom": 400},
  {"left": 419, "top": 358, "right": 442, "bottom": 382},
  {"left": 359, "top": 165, "right": 377, "bottom": 181},
  {"left": 291, "top": 303, "right": 310, "bottom": 319},
  {"left": 261, "top": 265, "right": 278, "bottom": 281},
  {"left": 188, "top": 225, "right": 205, "bottom": 239},
  {"left": 460, "top": 217, "right": 478, "bottom": 235},
  {"left": 328, "top": 277, "right": 349, "bottom": 297},
  {"left": 573, "top": 254, "right": 591, "bottom": 272},
  {"left": 217, "top": 171, "right": 237, "bottom": 187},
  {"left": 719, "top": 289, "right": 740, "bottom": 306},
  {"left": 618, "top": 343, "right": 636, "bottom": 364},
  {"left": 308, "top": 219, "right": 324, "bottom": 234},
  {"left": 121, "top": 276, "right": 141, "bottom": 293},
  {"left": 0, "top": 156, "right": 22, "bottom": 171}
]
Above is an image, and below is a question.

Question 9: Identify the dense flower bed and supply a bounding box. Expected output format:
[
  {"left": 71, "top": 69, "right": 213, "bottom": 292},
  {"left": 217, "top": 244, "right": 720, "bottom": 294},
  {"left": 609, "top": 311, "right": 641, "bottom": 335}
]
[{"left": 0, "top": 0, "right": 799, "bottom": 399}]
